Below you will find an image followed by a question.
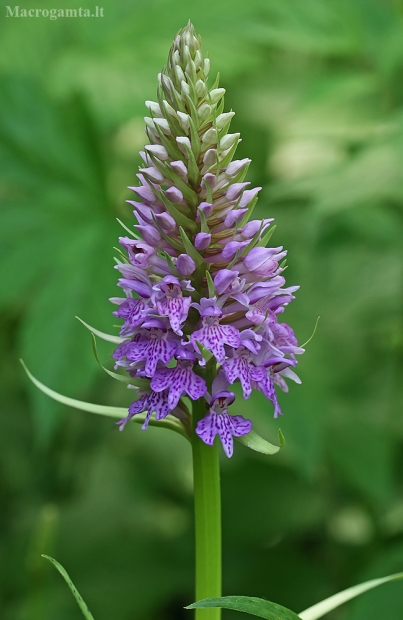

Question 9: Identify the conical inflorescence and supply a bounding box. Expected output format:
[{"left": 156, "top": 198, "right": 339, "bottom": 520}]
[{"left": 111, "top": 23, "right": 304, "bottom": 457}]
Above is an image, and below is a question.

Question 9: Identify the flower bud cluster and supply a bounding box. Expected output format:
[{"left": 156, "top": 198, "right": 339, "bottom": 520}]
[{"left": 111, "top": 23, "right": 304, "bottom": 457}]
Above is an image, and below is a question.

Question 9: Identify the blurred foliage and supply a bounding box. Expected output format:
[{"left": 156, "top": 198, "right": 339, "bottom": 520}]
[{"left": 1, "top": 0, "right": 403, "bottom": 618}]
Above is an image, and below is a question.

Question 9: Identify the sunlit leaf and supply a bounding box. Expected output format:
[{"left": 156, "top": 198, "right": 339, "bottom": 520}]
[{"left": 299, "top": 572, "right": 403, "bottom": 620}]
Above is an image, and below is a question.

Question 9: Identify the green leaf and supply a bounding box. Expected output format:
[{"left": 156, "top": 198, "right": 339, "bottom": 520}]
[
  {"left": 179, "top": 227, "right": 206, "bottom": 269},
  {"left": 258, "top": 225, "right": 277, "bottom": 248},
  {"left": 186, "top": 596, "right": 301, "bottom": 620},
  {"left": 20, "top": 360, "right": 187, "bottom": 436},
  {"left": 90, "top": 333, "right": 148, "bottom": 387},
  {"left": 21, "top": 359, "right": 132, "bottom": 418},
  {"left": 198, "top": 204, "right": 210, "bottom": 233},
  {"left": 161, "top": 250, "right": 181, "bottom": 278},
  {"left": 236, "top": 429, "right": 285, "bottom": 455},
  {"left": 76, "top": 316, "right": 123, "bottom": 343},
  {"left": 299, "top": 572, "right": 403, "bottom": 620},
  {"left": 41, "top": 555, "right": 95, "bottom": 620},
  {"left": 116, "top": 218, "right": 141, "bottom": 239},
  {"left": 205, "top": 270, "right": 216, "bottom": 298}
]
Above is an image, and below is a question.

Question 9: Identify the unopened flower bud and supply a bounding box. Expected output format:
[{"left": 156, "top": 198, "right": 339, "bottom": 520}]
[
  {"left": 181, "top": 80, "right": 190, "bottom": 98},
  {"left": 242, "top": 223, "right": 259, "bottom": 240},
  {"left": 203, "top": 149, "right": 217, "bottom": 167},
  {"left": 129, "top": 184, "right": 156, "bottom": 203},
  {"left": 163, "top": 100, "right": 176, "bottom": 117},
  {"left": 170, "top": 160, "right": 188, "bottom": 179},
  {"left": 195, "top": 79, "right": 206, "bottom": 98},
  {"left": 177, "top": 111, "right": 190, "bottom": 132},
  {"left": 194, "top": 49, "right": 202, "bottom": 68},
  {"left": 216, "top": 112, "right": 235, "bottom": 129},
  {"left": 153, "top": 118, "right": 171, "bottom": 134},
  {"left": 220, "top": 133, "right": 240, "bottom": 151},
  {"left": 209, "top": 88, "right": 225, "bottom": 104},
  {"left": 176, "top": 136, "right": 191, "bottom": 155},
  {"left": 160, "top": 73, "right": 174, "bottom": 96},
  {"left": 198, "top": 202, "right": 214, "bottom": 218},
  {"left": 145, "top": 144, "right": 169, "bottom": 161},
  {"left": 175, "top": 65, "right": 185, "bottom": 83},
  {"left": 139, "top": 166, "right": 164, "bottom": 183},
  {"left": 135, "top": 225, "right": 161, "bottom": 246},
  {"left": 186, "top": 59, "right": 196, "bottom": 78},
  {"left": 145, "top": 100, "right": 163, "bottom": 117},
  {"left": 195, "top": 232, "right": 212, "bottom": 250},
  {"left": 156, "top": 212, "right": 177, "bottom": 231},
  {"left": 225, "top": 158, "right": 251, "bottom": 178},
  {"left": 202, "top": 128, "right": 217, "bottom": 145},
  {"left": 165, "top": 187, "right": 184, "bottom": 203},
  {"left": 226, "top": 182, "right": 250, "bottom": 201},
  {"left": 224, "top": 209, "right": 248, "bottom": 227},
  {"left": 238, "top": 187, "right": 261, "bottom": 208},
  {"left": 222, "top": 241, "right": 249, "bottom": 260},
  {"left": 177, "top": 254, "right": 196, "bottom": 275},
  {"left": 144, "top": 117, "right": 155, "bottom": 130},
  {"left": 198, "top": 103, "right": 212, "bottom": 123}
]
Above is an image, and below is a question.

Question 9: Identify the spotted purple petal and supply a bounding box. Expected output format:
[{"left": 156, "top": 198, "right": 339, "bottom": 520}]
[
  {"left": 196, "top": 411, "right": 252, "bottom": 457},
  {"left": 117, "top": 389, "right": 173, "bottom": 431},
  {"left": 191, "top": 322, "right": 240, "bottom": 364},
  {"left": 151, "top": 362, "right": 207, "bottom": 408}
]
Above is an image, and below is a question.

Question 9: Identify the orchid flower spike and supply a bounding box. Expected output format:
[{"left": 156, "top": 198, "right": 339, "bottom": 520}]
[{"left": 111, "top": 22, "right": 304, "bottom": 457}]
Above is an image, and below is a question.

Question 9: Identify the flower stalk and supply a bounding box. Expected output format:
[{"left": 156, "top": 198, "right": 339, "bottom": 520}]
[{"left": 192, "top": 396, "right": 222, "bottom": 620}]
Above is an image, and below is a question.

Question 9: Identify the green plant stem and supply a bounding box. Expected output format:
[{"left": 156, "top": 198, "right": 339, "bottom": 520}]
[{"left": 192, "top": 397, "right": 222, "bottom": 620}]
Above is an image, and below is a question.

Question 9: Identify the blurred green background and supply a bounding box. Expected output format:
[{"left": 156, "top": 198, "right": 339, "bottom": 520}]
[{"left": 1, "top": 0, "right": 403, "bottom": 618}]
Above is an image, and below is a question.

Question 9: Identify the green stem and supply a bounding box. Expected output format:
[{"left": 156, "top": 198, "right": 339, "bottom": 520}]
[{"left": 192, "top": 397, "right": 222, "bottom": 620}]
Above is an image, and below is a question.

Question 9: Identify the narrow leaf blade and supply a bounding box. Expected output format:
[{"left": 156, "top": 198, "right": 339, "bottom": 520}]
[
  {"left": 76, "top": 316, "right": 123, "bottom": 343},
  {"left": 299, "top": 572, "right": 403, "bottom": 620},
  {"left": 236, "top": 429, "right": 285, "bottom": 455},
  {"left": 179, "top": 227, "right": 206, "bottom": 269},
  {"left": 186, "top": 596, "right": 301, "bottom": 620},
  {"left": 21, "top": 360, "right": 187, "bottom": 436},
  {"left": 21, "top": 360, "right": 129, "bottom": 418},
  {"left": 41, "top": 555, "right": 95, "bottom": 620}
]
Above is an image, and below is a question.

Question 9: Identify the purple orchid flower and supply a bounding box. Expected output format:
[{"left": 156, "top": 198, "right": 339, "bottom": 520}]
[
  {"left": 191, "top": 298, "right": 241, "bottom": 364},
  {"left": 117, "top": 389, "right": 173, "bottom": 430},
  {"left": 112, "top": 297, "right": 151, "bottom": 337},
  {"left": 195, "top": 391, "right": 252, "bottom": 458},
  {"left": 150, "top": 350, "right": 207, "bottom": 408},
  {"left": 120, "top": 327, "right": 178, "bottom": 377},
  {"left": 152, "top": 276, "right": 194, "bottom": 335}
]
